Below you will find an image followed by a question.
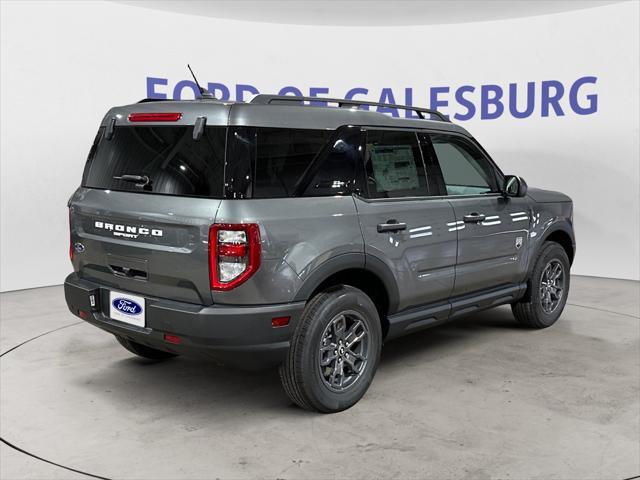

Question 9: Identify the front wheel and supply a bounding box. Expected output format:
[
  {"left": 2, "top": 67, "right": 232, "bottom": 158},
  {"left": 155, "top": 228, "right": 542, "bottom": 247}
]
[
  {"left": 512, "top": 242, "right": 571, "bottom": 328},
  {"left": 279, "top": 285, "right": 382, "bottom": 413}
]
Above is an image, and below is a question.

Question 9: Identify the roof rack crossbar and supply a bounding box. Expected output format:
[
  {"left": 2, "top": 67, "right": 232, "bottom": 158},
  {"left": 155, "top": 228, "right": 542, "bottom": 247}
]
[{"left": 250, "top": 94, "right": 449, "bottom": 122}]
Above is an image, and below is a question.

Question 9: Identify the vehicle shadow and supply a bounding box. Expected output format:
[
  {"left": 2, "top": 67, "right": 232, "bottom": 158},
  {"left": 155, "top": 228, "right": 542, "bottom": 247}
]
[
  {"left": 73, "top": 305, "right": 524, "bottom": 415},
  {"left": 381, "top": 304, "right": 524, "bottom": 366}
]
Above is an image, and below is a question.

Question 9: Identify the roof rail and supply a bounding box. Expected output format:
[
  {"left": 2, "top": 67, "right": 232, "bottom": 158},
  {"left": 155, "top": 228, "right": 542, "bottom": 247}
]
[{"left": 250, "top": 94, "right": 449, "bottom": 122}]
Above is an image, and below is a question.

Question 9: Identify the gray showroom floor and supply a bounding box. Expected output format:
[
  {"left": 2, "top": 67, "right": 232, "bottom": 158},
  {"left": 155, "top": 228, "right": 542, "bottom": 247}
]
[{"left": 1, "top": 276, "right": 638, "bottom": 480}]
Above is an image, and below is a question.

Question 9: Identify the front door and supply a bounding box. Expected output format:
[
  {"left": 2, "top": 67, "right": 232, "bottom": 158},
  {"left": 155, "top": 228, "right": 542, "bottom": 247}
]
[
  {"left": 427, "top": 132, "right": 531, "bottom": 296},
  {"left": 355, "top": 129, "right": 458, "bottom": 312},
  {"left": 448, "top": 195, "right": 531, "bottom": 295}
]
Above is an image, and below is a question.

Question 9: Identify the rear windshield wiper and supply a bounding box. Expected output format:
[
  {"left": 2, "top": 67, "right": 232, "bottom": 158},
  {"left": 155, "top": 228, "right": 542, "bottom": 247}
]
[{"left": 113, "top": 174, "right": 152, "bottom": 190}]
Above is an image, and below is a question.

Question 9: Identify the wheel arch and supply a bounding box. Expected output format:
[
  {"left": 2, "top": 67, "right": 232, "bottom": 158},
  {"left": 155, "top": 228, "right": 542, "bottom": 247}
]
[
  {"left": 540, "top": 225, "right": 575, "bottom": 265},
  {"left": 520, "top": 221, "right": 575, "bottom": 301},
  {"left": 292, "top": 253, "right": 399, "bottom": 338}
]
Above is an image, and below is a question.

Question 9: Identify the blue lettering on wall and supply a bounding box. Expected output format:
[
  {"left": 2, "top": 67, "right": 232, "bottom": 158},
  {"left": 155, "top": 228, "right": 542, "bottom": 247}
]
[
  {"left": 541, "top": 80, "right": 565, "bottom": 117},
  {"left": 345, "top": 87, "right": 369, "bottom": 110},
  {"left": 481, "top": 85, "right": 504, "bottom": 120},
  {"left": 453, "top": 85, "right": 475, "bottom": 121},
  {"left": 207, "top": 82, "right": 230, "bottom": 101},
  {"left": 147, "top": 77, "right": 168, "bottom": 99},
  {"left": 377, "top": 88, "right": 399, "bottom": 117},
  {"left": 570, "top": 76, "right": 598, "bottom": 115},
  {"left": 145, "top": 76, "right": 599, "bottom": 121},
  {"left": 309, "top": 87, "right": 330, "bottom": 106},
  {"left": 429, "top": 87, "right": 449, "bottom": 118},
  {"left": 509, "top": 82, "right": 535, "bottom": 119},
  {"left": 236, "top": 84, "right": 259, "bottom": 102},
  {"left": 278, "top": 86, "right": 303, "bottom": 96},
  {"left": 173, "top": 80, "right": 199, "bottom": 100},
  {"left": 404, "top": 88, "right": 418, "bottom": 118}
]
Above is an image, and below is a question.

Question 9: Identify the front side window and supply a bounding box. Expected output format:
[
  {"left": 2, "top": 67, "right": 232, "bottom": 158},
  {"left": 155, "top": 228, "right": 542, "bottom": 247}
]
[
  {"left": 364, "top": 130, "right": 429, "bottom": 198},
  {"left": 430, "top": 134, "right": 497, "bottom": 195},
  {"left": 82, "top": 126, "right": 226, "bottom": 198}
]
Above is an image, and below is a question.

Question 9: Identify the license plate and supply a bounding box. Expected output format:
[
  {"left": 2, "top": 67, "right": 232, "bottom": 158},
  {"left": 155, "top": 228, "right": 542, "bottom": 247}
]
[{"left": 109, "top": 290, "right": 145, "bottom": 327}]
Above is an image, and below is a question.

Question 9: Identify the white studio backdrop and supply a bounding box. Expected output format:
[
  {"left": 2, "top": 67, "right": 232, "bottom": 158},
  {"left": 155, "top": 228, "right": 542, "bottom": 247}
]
[{"left": 1, "top": 0, "right": 639, "bottom": 292}]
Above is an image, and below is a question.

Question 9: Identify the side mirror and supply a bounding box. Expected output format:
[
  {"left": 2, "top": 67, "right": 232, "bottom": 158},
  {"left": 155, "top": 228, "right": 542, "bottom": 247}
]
[{"left": 503, "top": 175, "right": 528, "bottom": 197}]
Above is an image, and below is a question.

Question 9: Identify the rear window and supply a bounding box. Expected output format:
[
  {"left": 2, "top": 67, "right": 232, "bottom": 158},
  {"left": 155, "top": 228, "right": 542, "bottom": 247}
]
[{"left": 82, "top": 126, "right": 226, "bottom": 198}]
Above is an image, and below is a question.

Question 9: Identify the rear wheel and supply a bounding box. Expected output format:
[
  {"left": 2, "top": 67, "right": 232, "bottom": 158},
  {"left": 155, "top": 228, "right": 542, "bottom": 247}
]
[
  {"left": 279, "top": 285, "right": 382, "bottom": 413},
  {"left": 115, "top": 335, "right": 178, "bottom": 360},
  {"left": 512, "top": 242, "right": 571, "bottom": 328}
]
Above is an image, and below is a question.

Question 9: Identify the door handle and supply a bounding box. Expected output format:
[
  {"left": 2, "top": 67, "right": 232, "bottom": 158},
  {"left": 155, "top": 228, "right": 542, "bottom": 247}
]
[
  {"left": 463, "top": 213, "right": 486, "bottom": 223},
  {"left": 377, "top": 220, "right": 407, "bottom": 233}
]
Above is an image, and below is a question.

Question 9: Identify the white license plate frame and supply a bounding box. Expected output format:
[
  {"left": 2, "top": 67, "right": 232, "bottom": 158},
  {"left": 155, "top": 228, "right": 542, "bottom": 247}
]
[{"left": 109, "top": 290, "right": 146, "bottom": 327}]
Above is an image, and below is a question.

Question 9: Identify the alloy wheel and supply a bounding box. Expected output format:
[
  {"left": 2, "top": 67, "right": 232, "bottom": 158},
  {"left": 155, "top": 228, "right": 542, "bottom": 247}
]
[
  {"left": 539, "top": 259, "right": 565, "bottom": 314},
  {"left": 318, "top": 311, "right": 370, "bottom": 392}
]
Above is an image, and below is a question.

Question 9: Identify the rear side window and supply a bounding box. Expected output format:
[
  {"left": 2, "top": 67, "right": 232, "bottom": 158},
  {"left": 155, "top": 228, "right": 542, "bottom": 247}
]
[
  {"left": 82, "top": 126, "right": 226, "bottom": 198},
  {"left": 298, "top": 126, "right": 364, "bottom": 197},
  {"left": 253, "top": 128, "right": 332, "bottom": 198},
  {"left": 226, "top": 126, "right": 364, "bottom": 199},
  {"left": 225, "top": 127, "right": 255, "bottom": 199},
  {"left": 363, "top": 130, "right": 429, "bottom": 198},
  {"left": 430, "top": 134, "right": 497, "bottom": 195}
]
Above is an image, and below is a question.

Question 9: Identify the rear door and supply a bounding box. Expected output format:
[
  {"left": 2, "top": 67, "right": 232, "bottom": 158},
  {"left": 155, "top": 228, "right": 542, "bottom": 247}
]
[
  {"left": 354, "top": 128, "right": 457, "bottom": 313},
  {"left": 71, "top": 123, "right": 227, "bottom": 305},
  {"left": 427, "top": 132, "right": 530, "bottom": 296}
]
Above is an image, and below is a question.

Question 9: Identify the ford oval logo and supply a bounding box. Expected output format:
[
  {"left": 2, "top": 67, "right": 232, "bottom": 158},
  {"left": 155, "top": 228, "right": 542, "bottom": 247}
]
[{"left": 112, "top": 298, "right": 143, "bottom": 316}]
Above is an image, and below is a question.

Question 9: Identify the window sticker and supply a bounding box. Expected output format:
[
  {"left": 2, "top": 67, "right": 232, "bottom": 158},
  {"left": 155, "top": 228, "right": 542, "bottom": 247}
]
[{"left": 369, "top": 144, "right": 419, "bottom": 192}]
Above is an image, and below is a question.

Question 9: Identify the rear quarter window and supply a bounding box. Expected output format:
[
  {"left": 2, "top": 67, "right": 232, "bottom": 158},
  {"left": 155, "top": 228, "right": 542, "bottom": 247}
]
[
  {"left": 225, "top": 126, "right": 364, "bottom": 199},
  {"left": 253, "top": 128, "right": 332, "bottom": 198}
]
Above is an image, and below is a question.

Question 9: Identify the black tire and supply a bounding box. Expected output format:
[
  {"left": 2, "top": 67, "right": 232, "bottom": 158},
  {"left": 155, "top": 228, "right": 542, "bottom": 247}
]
[
  {"left": 115, "top": 335, "right": 178, "bottom": 360},
  {"left": 279, "top": 285, "right": 382, "bottom": 413},
  {"left": 512, "top": 242, "right": 571, "bottom": 328}
]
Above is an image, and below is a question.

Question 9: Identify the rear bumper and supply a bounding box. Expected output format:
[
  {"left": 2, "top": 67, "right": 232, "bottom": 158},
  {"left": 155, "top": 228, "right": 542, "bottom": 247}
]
[{"left": 64, "top": 273, "right": 304, "bottom": 369}]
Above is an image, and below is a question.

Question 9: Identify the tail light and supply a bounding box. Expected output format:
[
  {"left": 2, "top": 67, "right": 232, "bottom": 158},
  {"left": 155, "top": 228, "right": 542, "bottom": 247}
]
[
  {"left": 69, "top": 208, "right": 73, "bottom": 263},
  {"left": 209, "top": 224, "right": 261, "bottom": 290}
]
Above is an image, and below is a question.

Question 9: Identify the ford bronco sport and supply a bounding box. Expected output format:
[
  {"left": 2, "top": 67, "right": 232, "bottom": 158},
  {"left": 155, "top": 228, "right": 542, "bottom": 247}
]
[{"left": 65, "top": 94, "right": 575, "bottom": 413}]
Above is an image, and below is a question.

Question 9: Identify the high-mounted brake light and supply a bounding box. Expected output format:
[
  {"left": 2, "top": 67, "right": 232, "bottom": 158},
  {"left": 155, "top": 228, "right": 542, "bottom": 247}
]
[
  {"left": 128, "top": 112, "right": 183, "bottom": 122},
  {"left": 209, "top": 224, "right": 261, "bottom": 291}
]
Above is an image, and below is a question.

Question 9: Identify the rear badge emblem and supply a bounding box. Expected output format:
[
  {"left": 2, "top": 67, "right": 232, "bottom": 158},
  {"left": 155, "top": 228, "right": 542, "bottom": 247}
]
[
  {"left": 515, "top": 236, "right": 523, "bottom": 250},
  {"left": 112, "top": 298, "right": 143, "bottom": 316},
  {"left": 94, "top": 220, "right": 163, "bottom": 239},
  {"left": 74, "top": 242, "right": 85, "bottom": 254}
]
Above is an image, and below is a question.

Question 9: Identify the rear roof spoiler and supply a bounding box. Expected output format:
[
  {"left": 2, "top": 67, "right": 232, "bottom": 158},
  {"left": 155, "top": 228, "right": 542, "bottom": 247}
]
[{"left": 137, "top": 98, "right": 173, "bottom": 103}]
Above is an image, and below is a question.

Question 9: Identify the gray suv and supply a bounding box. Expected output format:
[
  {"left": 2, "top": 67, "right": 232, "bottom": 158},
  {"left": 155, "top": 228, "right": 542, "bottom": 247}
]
[{"left": 65, "top": 94, "right": 575, "bottom": 413}]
